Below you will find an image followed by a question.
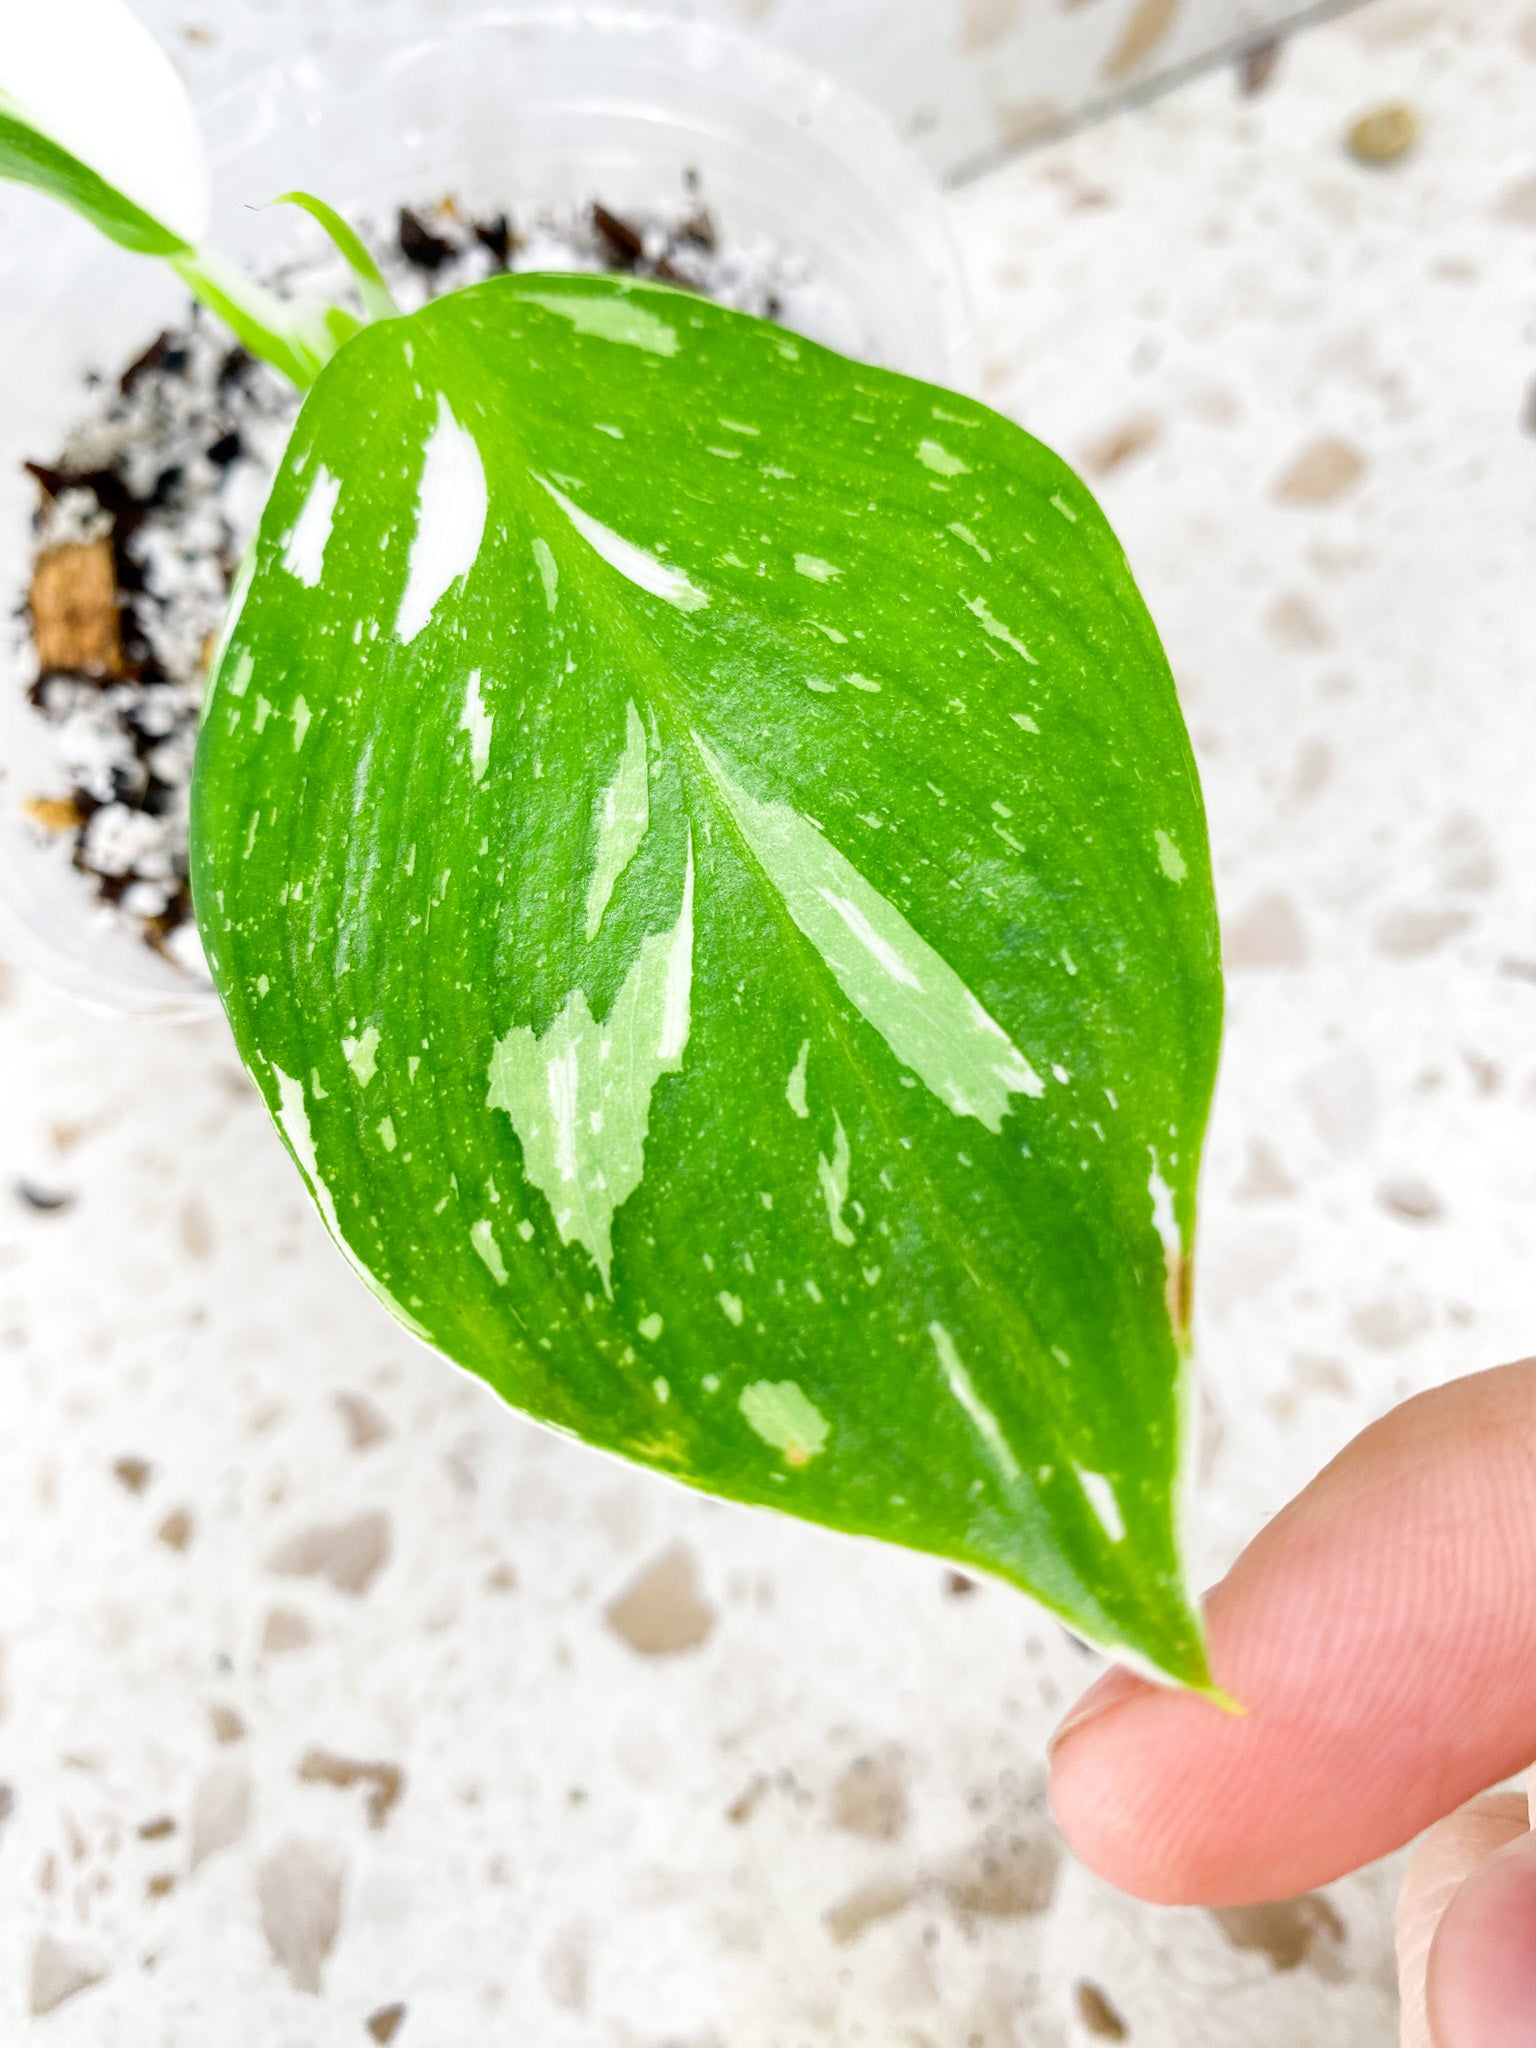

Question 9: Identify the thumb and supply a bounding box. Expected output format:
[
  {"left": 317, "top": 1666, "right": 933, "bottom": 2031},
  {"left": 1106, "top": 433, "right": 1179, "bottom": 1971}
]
[
  {"left": 1049, "top": 1358, "right": 1536, "bottom": 1903},
  {"left": 1425, "top": 1793, "right": 1536, "bottom": 2048},
  {"left": 1395, "top": 1790, "right": 1527, "bottom": 2048}
]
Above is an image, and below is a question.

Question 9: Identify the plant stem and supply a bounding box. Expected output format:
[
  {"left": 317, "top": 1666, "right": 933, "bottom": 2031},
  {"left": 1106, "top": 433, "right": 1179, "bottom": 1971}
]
[{"left": 169, "top": 244, "right": 360, "bottom": 389}]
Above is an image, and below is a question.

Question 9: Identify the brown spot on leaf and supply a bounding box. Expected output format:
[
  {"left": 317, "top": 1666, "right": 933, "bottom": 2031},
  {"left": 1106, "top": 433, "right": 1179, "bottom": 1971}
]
[
  {"left": 1347, "top": 103, "right": 1419, "bottom": 166},
  {"left": 605, "top": 1543, "right": 714, "bottom": 1655},
  {"left": 1273, "top": 437, "right": 1365, "bottom": 505},
  {"left": 29, "top": 539, "right": 124, "bottom": 675},
  {"left": 1076, "top": 1980, "right": 1129, "bottom": 2038},
  {"left": 29, "top": 1933, "right": 106, "bottom": 2016},
  {"left": 1082, "top": 415, "right": 1160, "bottom": 476},
  {"left": 1103, "top": 0, "right": 1179, "bottom": 78},
  {"left": 190, "top": 1761, "right": 252, "bottom": 1868},
  {"left": 1164, "top": 1250, "right": 1192, "bottom": 1339},
  {"left": 258, "top": 1838, "right": 345, "bottom": 1994},
  {"left": 262, "top": 1608, "right": 315, "bottom": 1655},
  {"left": 334, "top": 1390, "right": 392, "bottom": 1452},
  {"left": 830, "top": 1754, "right": 908, "bottom": 1842},
  {"left": 367, "top": 2005, "right": 407, "bottom": 2044},
  {"left": 113, "top": 1456, "right": 152, "bottom": 1495},
  {"left": 1213, "top": 1891, "right": 1345, "bottom": 1973},
  {"left": 209, "top": 1702, "right": 246, "bottom": 1744},
  {"left": 942, "top": 1830, "right": 1061, "bottom": 1917},
  {"left": 268, "top": 1511, "right": 391, "bottom": 1596},
  {"left": 1225, "top": 892, "right": 1307, "bottom": 969},
  {"left": 157, "top": 1506, "right": 194, "bottom": 1551},
  {"left": 298, "top": 1749, "right": 405, "bottom": 1831},
  {"left": 824, "top": 1876, "right": 913, "bottom": 1945}
]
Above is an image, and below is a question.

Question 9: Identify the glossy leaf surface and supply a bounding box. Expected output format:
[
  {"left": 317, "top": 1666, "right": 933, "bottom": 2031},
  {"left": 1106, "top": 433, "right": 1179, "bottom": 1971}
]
[{"left": 192, "top": 274, "right": 1222, "bottom": 1686}]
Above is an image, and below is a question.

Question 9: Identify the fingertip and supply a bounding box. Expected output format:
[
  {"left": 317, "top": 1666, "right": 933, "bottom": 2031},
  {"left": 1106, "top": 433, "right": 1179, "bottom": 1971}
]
[
  {"left": 1053, "top": 1361, "right": 1536, "bottom": 1904},
  {"left": 1045, "top": 1665, "right": 1144, "bottom": 1760},
  {"left": 1048, "top": 1674, "right": 1239, "bottom": 1902}
]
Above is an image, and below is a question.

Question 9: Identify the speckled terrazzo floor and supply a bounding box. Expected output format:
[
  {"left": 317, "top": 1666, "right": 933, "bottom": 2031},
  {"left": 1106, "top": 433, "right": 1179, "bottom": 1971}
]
[{"left": 2, "top": 0, "right": 1534, "bottom": 2039}]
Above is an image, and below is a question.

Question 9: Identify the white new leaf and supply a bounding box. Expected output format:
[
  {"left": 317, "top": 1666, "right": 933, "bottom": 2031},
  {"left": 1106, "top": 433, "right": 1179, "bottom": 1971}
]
[
  {"left": 0, "top": 3, "right": 369, "bottom": 388},
  {"left": 0, "top": 0, "right": 208, "bottom": 247}
]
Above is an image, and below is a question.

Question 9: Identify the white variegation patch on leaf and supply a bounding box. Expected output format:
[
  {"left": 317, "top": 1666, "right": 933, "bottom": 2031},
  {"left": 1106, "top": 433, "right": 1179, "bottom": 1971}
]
[
  {"left": 487, "top": 841, "right": 694, "bottom": 1292},
  {"left": 192, "top": 273, "right": 1223, "bottom": 1689}
]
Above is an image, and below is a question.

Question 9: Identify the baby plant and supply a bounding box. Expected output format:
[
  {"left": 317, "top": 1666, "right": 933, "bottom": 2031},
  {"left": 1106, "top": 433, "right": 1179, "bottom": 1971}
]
[{"left": 3, "top": 3, "right": 1225, "bottom": 1688}]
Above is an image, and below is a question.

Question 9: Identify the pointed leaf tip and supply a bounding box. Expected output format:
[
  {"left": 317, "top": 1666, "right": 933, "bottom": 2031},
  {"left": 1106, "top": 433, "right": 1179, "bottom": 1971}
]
[{"left": 272, "top": 192, "right": 400, "bottom": 325}]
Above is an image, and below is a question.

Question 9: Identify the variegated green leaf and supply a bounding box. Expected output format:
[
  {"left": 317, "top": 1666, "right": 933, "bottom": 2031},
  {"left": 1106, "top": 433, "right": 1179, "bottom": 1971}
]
[{"left": 191, "top": 274, "right": 1223, "bottom": 1688}]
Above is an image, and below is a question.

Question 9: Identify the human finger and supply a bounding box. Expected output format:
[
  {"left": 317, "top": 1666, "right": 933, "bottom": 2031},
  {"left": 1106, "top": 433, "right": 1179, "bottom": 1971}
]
[
  {"left": 1427, "top": 1821, "right": 1536, "bottom": 2047},
  {"left": 1049, "top": 1360, "right": 1536, "bottom": 1902},
  {"left": 1395, "top": 1791, "right": 1527, "bottom": 2048}
]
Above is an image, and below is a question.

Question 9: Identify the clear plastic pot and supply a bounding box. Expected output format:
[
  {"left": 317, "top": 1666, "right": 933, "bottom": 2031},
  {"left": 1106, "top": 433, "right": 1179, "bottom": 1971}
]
[{"left": 0, "top": 5, "right": 974, "bottom": 1021}]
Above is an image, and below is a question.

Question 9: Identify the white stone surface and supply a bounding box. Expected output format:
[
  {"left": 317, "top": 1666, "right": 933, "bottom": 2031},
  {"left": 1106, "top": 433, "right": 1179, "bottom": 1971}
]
[
  {"left": 2, "top": 0, "right": 1535, "bottom": 2039},
  {"left": 135, "top": 0, "right": 1360, "bottom": 184}
]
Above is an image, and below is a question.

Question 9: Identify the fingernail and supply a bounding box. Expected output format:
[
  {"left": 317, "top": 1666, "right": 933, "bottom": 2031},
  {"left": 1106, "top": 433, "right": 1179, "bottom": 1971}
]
[{"left": 1047, "top": 1667, "right": 1143, "bottom": 1759}]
